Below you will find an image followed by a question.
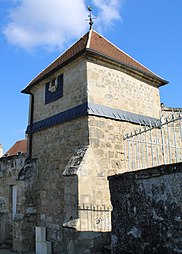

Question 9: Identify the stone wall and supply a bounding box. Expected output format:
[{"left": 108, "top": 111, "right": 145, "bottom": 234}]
[
  {"left": 13, "top": 158, "right": 37, "bottom": 253},
  {"left": 88, "top": 116, "right": 136, "bottom": 176},
  {"left": 0, "top": 154, "right": 38, "bottom": 253},
  {"left": 108, "top": 163, "right": 182, "bottom": 254},
  {"left": 31, "top": 57, "right": 87, "bottom": 122},
  {"left": 0, "top": 155, "right": 26, "bottom": 246},
  {"left": 31, "top": 117, "right": 91, "bottom": 253},
  {"left": 87, "top": 60, "right": 160, "bottom": 118}
]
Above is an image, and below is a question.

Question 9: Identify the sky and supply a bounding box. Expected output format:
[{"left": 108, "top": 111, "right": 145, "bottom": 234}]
[{"left": 0, "top": 0, "right": 181, "bottom": 153}]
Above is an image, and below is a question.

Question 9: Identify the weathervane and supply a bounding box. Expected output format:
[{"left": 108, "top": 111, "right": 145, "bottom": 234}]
[{"left": 87, "top": 6, "right": 95, "bottom": 30}]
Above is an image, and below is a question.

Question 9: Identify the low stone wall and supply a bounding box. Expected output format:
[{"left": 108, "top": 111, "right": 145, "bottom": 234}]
[
  {"left": 0, "top": 154, "right": 37, "bottom": 252},
  {"left": 108, "top": 163, "right": 182, "bottom": 254},
  {"left": 0, "top": 197, "right": 10, "bottom": 245},
  {"left": 0, "top": 155, "right": 26, "bottom": 246}
]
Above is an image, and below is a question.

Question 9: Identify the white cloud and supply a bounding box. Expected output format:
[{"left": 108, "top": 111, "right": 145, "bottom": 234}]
[
  {"left": 92, "top": 0, "right": 122, "bottom": 30},
  {"left": 3, "top": 0, "right": 88, "bottom": 51},
  {"left": 3, "top": 0, "right": 122, "bottom": 51}
]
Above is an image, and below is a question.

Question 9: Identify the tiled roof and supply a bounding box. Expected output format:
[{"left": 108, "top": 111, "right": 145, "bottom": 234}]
[
  {"left": 22, "top": 30, "right": 167, "bottom": 93},
  {"left": 89, "top": 31, "right": 158, "bottom": 77},
  {"left": 3, "top": 140, "right": 27, "bottom": 157}
]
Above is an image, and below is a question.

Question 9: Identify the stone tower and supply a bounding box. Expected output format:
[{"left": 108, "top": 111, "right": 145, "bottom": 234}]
[{"left": 21, "top": 30, "right": 168, "bottom": 253}]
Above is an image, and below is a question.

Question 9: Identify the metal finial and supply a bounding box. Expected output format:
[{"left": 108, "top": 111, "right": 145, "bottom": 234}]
[{"left": 88, "top": 6, "right": 94, "bottom": 30}]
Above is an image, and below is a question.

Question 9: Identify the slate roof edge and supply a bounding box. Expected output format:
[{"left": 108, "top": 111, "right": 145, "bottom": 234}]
[
  {"left": 26, "top": 102, "right": 159, "bottom": 134},
  {"left": 88, "top": 102, "right": 159, "bottom": 126}
]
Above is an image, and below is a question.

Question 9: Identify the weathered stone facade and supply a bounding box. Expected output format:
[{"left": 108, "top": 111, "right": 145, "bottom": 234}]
[
  {"left": 87, "top": 60, "right": 160, "bottom": 118},
  {"left": 108, "top": 163, "right": 182, "bottom": 254},
  {"left": 0, "top": 154, "right": 26, "bottom": 247},
  {"left": 31, "top": 57, "right": 88, "bottom": 123}
]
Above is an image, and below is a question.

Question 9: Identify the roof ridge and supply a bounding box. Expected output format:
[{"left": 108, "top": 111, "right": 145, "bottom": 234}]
[
  {"left": 86, "top": 29, "right": 93, "bottom": 48},
  {"left": 91, "top": 30, "right": 163, "bottom": 80}
]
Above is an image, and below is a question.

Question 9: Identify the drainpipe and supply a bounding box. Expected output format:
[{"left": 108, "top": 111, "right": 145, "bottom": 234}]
[{"left": 27, "top": 92, "right": 34, "bottom": 160}]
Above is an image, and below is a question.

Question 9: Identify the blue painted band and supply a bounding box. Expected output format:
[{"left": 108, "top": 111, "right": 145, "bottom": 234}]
[
  {"left": 26, "top": 103, "right": 159, "bottom": 134},
  {"left": 26, "top": 103, "right": 88, "bottom": 134}
]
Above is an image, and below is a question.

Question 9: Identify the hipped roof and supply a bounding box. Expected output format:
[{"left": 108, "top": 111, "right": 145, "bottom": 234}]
[{"left": 22, "top": 30, "right": 168, "bottom": 93}]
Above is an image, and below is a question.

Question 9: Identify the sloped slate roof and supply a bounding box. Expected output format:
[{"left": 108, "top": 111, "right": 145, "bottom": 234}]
[
  {"left": 3, "top": 140, "right": 27, "bottom": 157},
  {"left": 22, "top": 30, "right": 168, "bottom": 93}
]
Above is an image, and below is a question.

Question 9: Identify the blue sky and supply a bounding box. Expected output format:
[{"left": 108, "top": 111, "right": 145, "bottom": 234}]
[{"left": 0, "top": 0, "right": 181, "bottom": 153}]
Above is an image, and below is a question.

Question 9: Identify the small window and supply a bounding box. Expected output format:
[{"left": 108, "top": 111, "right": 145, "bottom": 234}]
[{"left": 45, "top": 74, "right": 63, "bottom": 104}]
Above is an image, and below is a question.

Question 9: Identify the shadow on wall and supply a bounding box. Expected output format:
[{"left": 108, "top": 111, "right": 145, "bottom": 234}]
[
  {"left": 62, "top": 228, "right": 111, "bottom": 254},
  {"left": 0, "top": 198, "right": 12, "bottom": 245},
  {"left": 108, "top": 162, "right": 182, "bottom": 254}
]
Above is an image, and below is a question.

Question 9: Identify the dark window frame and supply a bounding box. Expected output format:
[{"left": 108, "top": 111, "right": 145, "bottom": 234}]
[{"left": 45, "top": 74, "right": 63, "bottom": 104}]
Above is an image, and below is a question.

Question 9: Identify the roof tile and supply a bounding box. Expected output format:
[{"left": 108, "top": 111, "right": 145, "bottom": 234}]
[
  {"left": 24, "top": 32, "right": 89, "bottom": 90},
  {"left": 3, "top": 140, "right": 27, "bottom": 157},
  {"left": 89, "top": 31, "right": 156, "bottom": 76}
]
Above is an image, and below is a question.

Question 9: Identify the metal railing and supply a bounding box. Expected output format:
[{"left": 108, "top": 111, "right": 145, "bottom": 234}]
[
  {"left": 78, "top": 204, "right": 112, "bottom": 232},
  {"left": 124, "top": 111, "right": 182, "bottom": 171}
]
